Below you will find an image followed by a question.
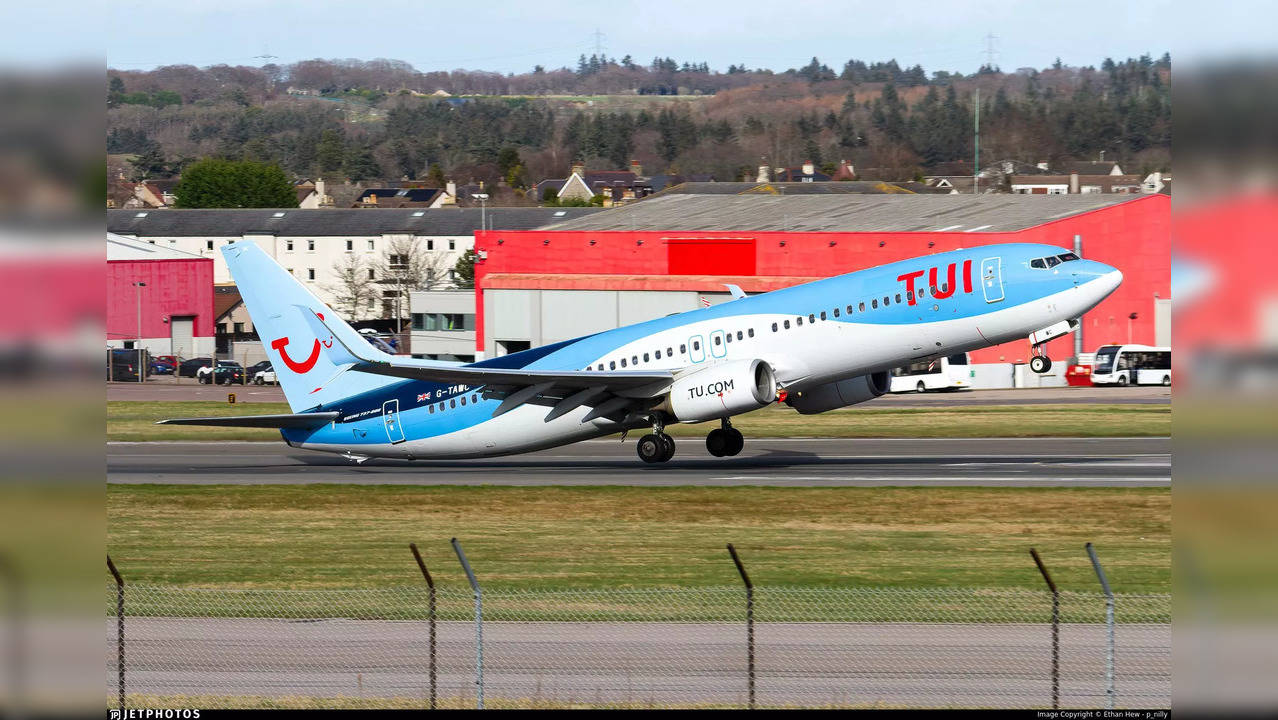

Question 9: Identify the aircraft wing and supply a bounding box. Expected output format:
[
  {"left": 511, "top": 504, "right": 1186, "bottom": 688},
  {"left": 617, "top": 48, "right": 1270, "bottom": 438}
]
[{"left": 303, "top": 308, "right": 673, "bottom": 421}]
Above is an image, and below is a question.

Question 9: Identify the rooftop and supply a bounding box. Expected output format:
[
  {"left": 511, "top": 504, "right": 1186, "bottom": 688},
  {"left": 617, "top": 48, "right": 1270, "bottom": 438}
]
[
  {"left": 107, "top": 207, "right": 605, "bottom": 237},
  {"left": 107, "top": 232, "right": 207, "bottom": 261},
  {"left": 540, "top": 193, "right": 1149, "bottom": 233}
]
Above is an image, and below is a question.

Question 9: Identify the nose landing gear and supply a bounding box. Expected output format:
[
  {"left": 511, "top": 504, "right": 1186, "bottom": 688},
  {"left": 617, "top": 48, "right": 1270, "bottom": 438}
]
[
  {"left": 706, "top": 418, "right": 745, "bottom": 457},
  {"left": 1029, "top": 354, "right": 1053, "bottom": 374}
]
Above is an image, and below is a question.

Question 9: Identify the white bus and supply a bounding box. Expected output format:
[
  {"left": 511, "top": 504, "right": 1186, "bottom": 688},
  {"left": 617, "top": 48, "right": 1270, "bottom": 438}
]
[
  {"left": 1091, "top": 344, "right": 1172, "bottom": 386},
  {"left": 889, "top": 353, "right": 972, "bottom": 393}
]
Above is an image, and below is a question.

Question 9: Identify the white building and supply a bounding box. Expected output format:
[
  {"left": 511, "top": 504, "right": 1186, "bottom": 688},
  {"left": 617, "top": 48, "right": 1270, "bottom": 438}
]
[{"left": 107, "top": 208, "right": 602, "bottom": 323}]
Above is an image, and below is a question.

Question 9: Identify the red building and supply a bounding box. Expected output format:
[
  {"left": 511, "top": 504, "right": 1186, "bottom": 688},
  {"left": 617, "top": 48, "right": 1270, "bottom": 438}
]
[
  {"left": 107, "top": 233, "right": 215, "bottom": 360},
  {"left": 473, "top": 194, "right": 1169, "bottom": 368}
]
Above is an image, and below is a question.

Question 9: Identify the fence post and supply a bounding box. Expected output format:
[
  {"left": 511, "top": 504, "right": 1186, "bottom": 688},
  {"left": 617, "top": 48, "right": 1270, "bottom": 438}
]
[
  {"left": 451, "top": 538, "right": 483, "bottom": 710},
  {"left": 1029, "top": 548, "right": 1059, "bottom": 709},
  {"left": 1085, "top": 542, "right": 1116, "bottom": 709},
  {"left": 726, "top": 544, "right": 755, "bottom": 710},
  {"left": 410, "top": 544, "right": 437, "bottom": 710},
  {"left": 107, "top": 556, "right": 125, "bottom": 713}
]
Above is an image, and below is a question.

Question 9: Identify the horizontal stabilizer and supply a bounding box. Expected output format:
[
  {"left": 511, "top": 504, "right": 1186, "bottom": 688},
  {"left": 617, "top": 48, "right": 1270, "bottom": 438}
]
[{"left": 156, "top": 412, "right": 341, "bottom": 429}]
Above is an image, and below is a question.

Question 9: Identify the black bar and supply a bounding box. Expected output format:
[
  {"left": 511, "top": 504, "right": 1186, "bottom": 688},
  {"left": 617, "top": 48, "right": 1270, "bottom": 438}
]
[
  {"left": 727, "top": 544, "right": 754, "bottom": 710},
  {"left": 409, "top": 544, "right": 436, "bottom": 711},
  {"left": 1029, "top": 548, "right": 1059, "bottom": 709},
  {"left": 107, "top": 555, "right": 125, "bottom": 713}
]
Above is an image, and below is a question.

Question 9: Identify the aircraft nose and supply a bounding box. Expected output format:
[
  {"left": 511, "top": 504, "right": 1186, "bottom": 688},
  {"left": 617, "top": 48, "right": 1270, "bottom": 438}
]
[{"left": 1074, "top": 261, "right": 1123, "bottom": 297}]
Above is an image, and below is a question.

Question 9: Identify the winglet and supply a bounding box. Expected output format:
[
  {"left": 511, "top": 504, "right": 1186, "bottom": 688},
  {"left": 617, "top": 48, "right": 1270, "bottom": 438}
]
[{"left": 723, "top": 284, "right": 746, "bottom": 300}]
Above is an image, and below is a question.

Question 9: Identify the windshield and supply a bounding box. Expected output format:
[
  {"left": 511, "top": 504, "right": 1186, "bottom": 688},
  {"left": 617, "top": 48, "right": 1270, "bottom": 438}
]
[
  {"left": 1094, "top": 347, "right": 1118, "bottom": 374},
  {"left": 946, "top": 353, "right": 968, "bottom": 365}
]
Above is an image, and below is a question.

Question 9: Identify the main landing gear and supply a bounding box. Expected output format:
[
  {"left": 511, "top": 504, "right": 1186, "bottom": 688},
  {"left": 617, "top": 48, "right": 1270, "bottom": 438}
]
[
  {"left": 706, "top": 418, "right": 744, "bottom": 458},
  {"left": 637, "top": 414, "right": 676, "bottom": 464}
]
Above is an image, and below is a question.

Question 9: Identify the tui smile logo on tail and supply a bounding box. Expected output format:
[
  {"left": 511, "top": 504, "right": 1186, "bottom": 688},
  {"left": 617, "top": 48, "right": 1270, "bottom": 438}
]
[{"left": 270, "top": 313, "right": 332, "bottom": 374}]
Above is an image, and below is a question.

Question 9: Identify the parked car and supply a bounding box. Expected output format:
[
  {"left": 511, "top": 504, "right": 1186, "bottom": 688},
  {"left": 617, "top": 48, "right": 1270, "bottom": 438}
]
[
  {"left": 253, "top": 368, "right": 277, "bottom": 385},
  {"left": 178, "top": 357, "right": 213, "bottom": 377},
  {"left": 153, "top": 355, "right": 178, "bottom": 368},
  {"left": 196, "top": 360, "right": 246, "bottom": 385},
  {"left": 246, "top": 360, "right": 273, "bottom": 376},
  {"left": 108, "top": 348, "right": 150, "bottom": 382},
  {"left": 149, "top": 359, "right": 175, "bottom": 375}
]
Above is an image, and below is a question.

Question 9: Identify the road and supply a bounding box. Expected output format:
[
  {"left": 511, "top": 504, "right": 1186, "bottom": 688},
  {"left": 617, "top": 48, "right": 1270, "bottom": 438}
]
[
  {"left": 108, "top": 616, "right": 1170, "bottom": 708},
  {"left": 107, "top": 437, "right": 1169, "bottom": 487},
  {"left": 108, "top": 381, "right": 1171, "bottom": 406}
]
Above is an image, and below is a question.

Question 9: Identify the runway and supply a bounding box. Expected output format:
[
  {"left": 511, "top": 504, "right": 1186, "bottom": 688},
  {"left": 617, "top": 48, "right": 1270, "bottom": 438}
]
[{"left": 107, "top": 437, "right": 1169, "bottom": 487}]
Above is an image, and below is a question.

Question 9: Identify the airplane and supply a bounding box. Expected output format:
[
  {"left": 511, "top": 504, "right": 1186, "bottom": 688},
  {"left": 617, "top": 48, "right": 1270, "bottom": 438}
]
[{"left": 159, "top": 242, "right": 1122, "bottom": 464}]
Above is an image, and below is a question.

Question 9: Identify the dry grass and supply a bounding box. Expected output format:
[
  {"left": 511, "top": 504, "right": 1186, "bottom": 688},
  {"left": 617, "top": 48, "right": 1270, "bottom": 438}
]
[{"left": 108, "top": 485, "right": 1170, "bottom": 592}]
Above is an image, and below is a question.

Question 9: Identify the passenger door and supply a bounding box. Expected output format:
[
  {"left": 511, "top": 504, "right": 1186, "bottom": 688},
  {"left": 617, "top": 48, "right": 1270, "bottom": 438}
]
[
  {"left": 382, "top": 399, "right": 406, "bottom": 444},
  {"left": 980, "top": 257, "right": 1005, "bottom": 303},
  {"left": 709, "top": 329, "right": 727, "bottom": 359}
]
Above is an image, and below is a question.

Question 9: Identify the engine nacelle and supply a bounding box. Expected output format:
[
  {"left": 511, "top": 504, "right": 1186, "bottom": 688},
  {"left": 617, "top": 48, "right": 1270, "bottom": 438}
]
[
  {"left": 668, "top": 359, "right": 777, "bottom": 423},
  {"left": 784, "top": 371, "right": 890, "bottom": 415}
]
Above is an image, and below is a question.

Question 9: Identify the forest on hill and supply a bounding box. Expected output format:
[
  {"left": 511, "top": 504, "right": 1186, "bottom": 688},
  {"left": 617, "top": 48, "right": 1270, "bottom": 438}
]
[{"left": 107, "top": 53, "right": 1170, "bottom": 188}]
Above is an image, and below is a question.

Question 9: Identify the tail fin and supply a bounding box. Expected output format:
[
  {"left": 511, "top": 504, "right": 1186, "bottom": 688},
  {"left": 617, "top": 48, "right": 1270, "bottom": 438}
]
[{"left": 222, "top": 243, "right": 398, "bottom": 411}]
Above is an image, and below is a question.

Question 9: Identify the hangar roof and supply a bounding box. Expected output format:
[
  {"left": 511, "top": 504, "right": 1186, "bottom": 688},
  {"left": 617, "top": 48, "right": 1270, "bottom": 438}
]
[
  {"left": 541, "top": 193, "right": 1147, "bottom": 233},
  {"left": 107, "top": 232, "right": 206, "bottom": 261},
  {"left": 106, "top": 207, "right": 604, "bottom": 237}
]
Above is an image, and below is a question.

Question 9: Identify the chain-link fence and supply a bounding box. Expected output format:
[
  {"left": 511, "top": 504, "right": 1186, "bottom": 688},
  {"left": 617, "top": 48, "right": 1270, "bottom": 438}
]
[{"left": 106, "top": 583, "right": 1169, "bottom": 709}]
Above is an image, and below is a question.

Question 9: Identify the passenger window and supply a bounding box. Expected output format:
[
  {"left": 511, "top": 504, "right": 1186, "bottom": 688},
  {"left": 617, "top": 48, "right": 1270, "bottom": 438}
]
[
  {"left": 725, "top": 334, "right": 732, "bottom": 344},
  {"left": 714, "top": 335, "right": 722, "bottom": 345},
  {"left": 747, "top": 328, "right": 754, "bottom": 337},
  {"left": 872, "top": 299, "right": 879, "bottom": 309},
  {"left": 895, "top": 294, "right": 902, "bottom": 304},
  {"left": 809, "top": 314, "right": 816, "bottom": 323},
  {"left": 472, "top": 394, "right": 477, "bottom": 404},
  {"left": 833, "top": 308, "right": 840, "bottom": 318},
  {"left": 819, "top": 311, "right": 827, "bottom": 321},
  {"left": 620, "top": 358, "right": 627, "bottom": 367},
  {"left": 1030, "top": 258, "right": 1047, "bottom": 269},
  {"left": 632, "top": 355, "right": 638, "bottom": 365},
  {"left": 450, "top": 399, "right": 456, "bottom": 409},
  {"left": 597, "top": 364, "right": 604, "bottom": 371},
  {"left": 846, "top": 305, "right": 854, "bottom": 314},
  {"left": 883, "top": 297, "right": 890, "bottom": 306},
  {"left": 667, "top": 347, "right": 673, "bottom": 356},
  {"left": 784, "top": 320, "right": 791, "bottom": 329},
  {"left": 940, "top": 283, "right": 949, "bottom": 293},
  {"left": 736, "top": 331, "right": 743, "bottom": 340},
  {"left": 643, "top": 352, "right": 650, "bottom": 362},
  {"left": 907, "top": 291, "right": 914, "bottom": 303},
  {"left": 429, "top": 405, "right": 435, "bottom": 414},
  {"left": 654, "top": 350, "right": 661, "bottom": 359},
  {"left": 772, "top": 322, "right": 778, "bottom": 332},
  {"left": 460, "top": 396, "right": 467, "bottom": 406},
  {"left": 859, "top": 302, "right": 866, "bottom": 312},
  {"left": 918, "top": 288, "right": 926, "bottom": 298},
  {"left": 610, "top": 361, "right": 616, "bottom": 370},
  {"left": 680, "top": 344, "right": 687, "bottom": 353},
  {"left": 796, "top": 317, "right": 804, "bottom": 326},
  {"left": 693, "top": 341, "right": 700, "bottom": 350}
]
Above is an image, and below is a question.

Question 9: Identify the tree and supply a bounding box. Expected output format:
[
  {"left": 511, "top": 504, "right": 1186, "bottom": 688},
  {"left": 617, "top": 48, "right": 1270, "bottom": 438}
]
[
  {"left": 172, "top": 158, "right": 297, "bottom": 208},
  {"left": 325, "top": 253, "right": 378, "bottom": 320},
  {"left": 453, "top": 248, "right": 477, "bottom": 289},
  {"left": 379, "top": 236, "right": 458, "bottom": 324},
  {"left": 343, "top": 145, "right": 381, "bottom": 182}
]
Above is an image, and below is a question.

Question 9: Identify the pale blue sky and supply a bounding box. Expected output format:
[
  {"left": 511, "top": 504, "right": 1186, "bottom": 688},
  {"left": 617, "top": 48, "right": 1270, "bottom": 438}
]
[{"left": 12, "top": 0, "right": 1277, "bottom": 73}]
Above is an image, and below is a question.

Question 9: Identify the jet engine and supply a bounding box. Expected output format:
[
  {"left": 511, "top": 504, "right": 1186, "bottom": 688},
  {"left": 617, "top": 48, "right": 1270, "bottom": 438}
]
[
  {"left": 666, "top": 359, "right": 777, "bottom": 423},
  {"left": 784, "top": 371, "right": 890, "bottom": 414}
]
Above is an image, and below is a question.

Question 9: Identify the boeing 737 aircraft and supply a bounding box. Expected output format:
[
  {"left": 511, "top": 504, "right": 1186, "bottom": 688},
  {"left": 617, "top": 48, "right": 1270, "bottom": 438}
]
[{"left": 160, "top": 242, "right": 1122, "bottom": 464}]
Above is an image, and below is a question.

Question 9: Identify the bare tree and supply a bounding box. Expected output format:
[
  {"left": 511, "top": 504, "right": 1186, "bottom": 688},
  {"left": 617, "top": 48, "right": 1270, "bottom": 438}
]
[
  {"left": 379, "top": 236, "right": 456, "bottom": 334},
  {"left": 324, "top": 253, "right": 378, "bottom": 321}
]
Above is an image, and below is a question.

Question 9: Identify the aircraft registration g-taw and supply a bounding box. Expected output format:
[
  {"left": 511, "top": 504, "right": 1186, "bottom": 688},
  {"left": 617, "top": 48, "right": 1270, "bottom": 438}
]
[{"left": 159, "top": 242, "right": 1121, "bottom": 464}]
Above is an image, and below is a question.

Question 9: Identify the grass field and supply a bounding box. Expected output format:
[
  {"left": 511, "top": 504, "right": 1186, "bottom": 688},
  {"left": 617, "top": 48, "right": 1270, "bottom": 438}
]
[
  {"left": 107, "top": 485, "right": 1170, "bottom": 593},
  {"left": 108, "top": 401, "right": 1170, "bottom": 442}
]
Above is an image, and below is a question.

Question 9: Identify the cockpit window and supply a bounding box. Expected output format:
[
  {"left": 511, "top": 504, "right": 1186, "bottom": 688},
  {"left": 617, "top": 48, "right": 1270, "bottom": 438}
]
[
  {"left": 1032, "top": 253, "right": 1079, "bottom": 269},
  {"left": 1030, "top": 258, "right": 1046, "bottom": 269},
  {"left": 1057, "top": 252, "right": 1080, "bottom": 262},
  {"left": 1045, "top": 255, "right": 1061, "bottom": 268}
]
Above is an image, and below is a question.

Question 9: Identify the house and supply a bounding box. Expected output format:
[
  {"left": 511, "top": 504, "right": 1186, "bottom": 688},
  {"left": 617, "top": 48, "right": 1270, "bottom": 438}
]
[
  {"left": 829, "top": 160, "right": 857, "bottom": 181},
  {"left": 774, "top": 161, "right": 830, "bottom": 183},
  {"left": 538, "top": 162, "right": 654, "bottom": 205},
  {"left": 1054, "top": 160, "right": 1124, "bottom": 176},
  {"left": 1009, "top": 173, "right": 1143, "bottom": 195},
  {"left": 353, "top": 187, "right": 449, "bottom": 208},
  {"left": 1142, "top": 172, "right": 1171, "bottom": 195},
  {"left": 107, "top": 176, "right": 177, "bottom": 209},
  {"left": 295, "top": 179, "right": 334, "bottom": 209}
]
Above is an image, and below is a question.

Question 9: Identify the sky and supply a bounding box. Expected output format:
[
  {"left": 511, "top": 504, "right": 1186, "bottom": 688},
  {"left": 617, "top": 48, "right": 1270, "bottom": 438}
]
[{"left": 13, "top": 0, "right": 1278, "bottom": 73}]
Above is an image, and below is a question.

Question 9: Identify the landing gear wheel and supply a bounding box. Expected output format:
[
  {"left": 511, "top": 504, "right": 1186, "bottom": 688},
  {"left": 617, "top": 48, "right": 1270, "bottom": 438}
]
[
  {"left": 723, "top": 428, "right": 745, "bottom": 457},
  {"left": 916, "top": 381, "right": 927, "bottom": 393},
  {"left": 657, "top": 434, "right": 676, "bottom": 462},
  {"left": 706, "top": 428, "right": 728, "bottom": 457},
  {"left": 1029, "top": 355, "right": 1052, "bottom": 374},
  {"left": 637, "top": 434, "right": 666, "bottom": 464}
]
